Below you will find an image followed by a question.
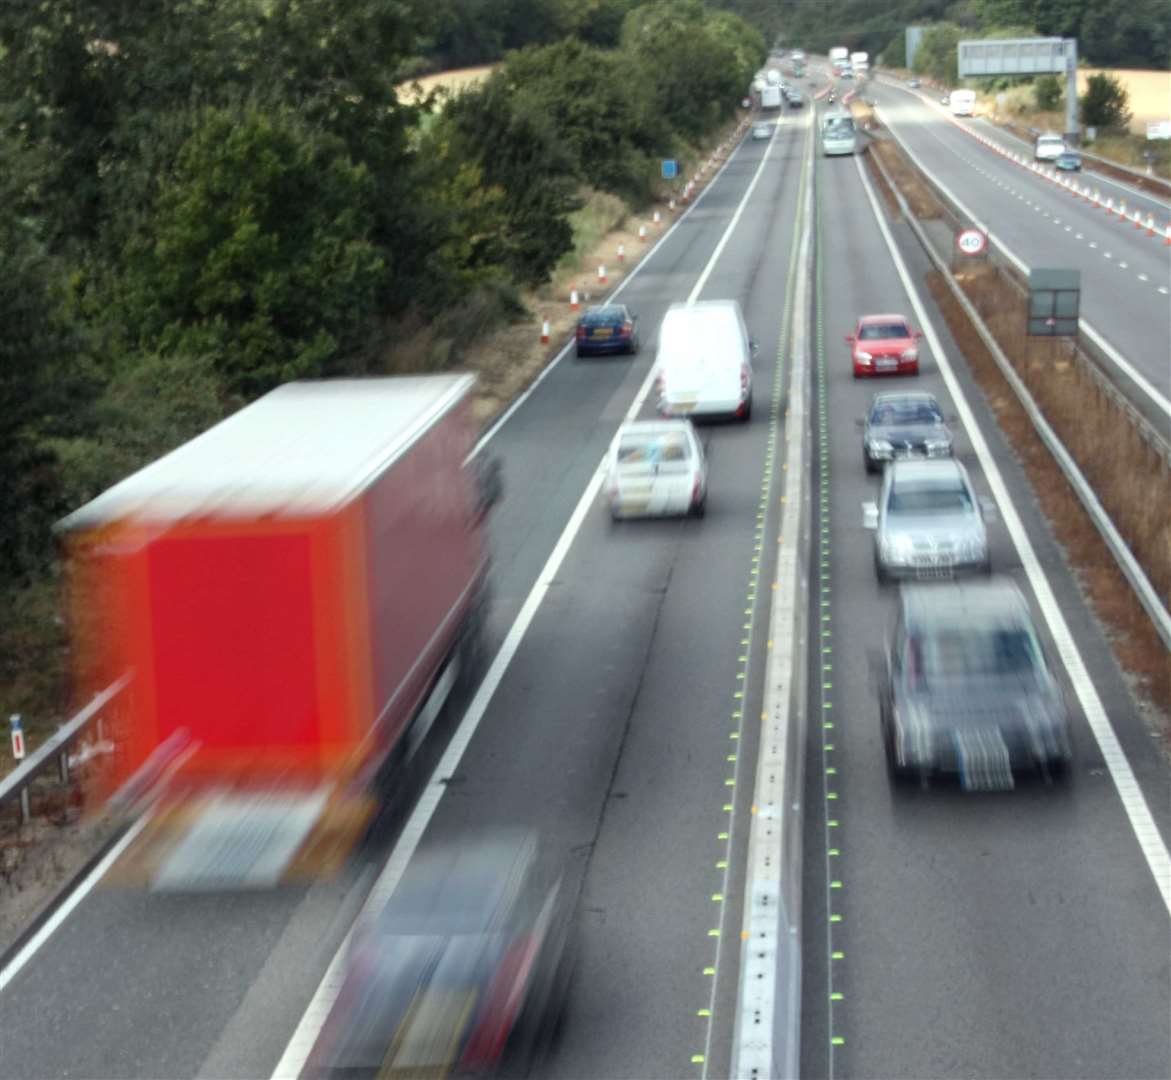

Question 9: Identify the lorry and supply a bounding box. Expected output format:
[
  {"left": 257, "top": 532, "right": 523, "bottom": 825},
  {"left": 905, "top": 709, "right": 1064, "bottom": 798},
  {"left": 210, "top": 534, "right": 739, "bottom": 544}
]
[
  {"left": 761, "top": 84, "right": 783, "bottom": 110},
  {"left": 62, "top": 375, "right": 500, "bottom": 889},
  {"left": 829, "top": 45, "right": 849, "bottom": 73},
  {"left": 850, "top": 51, "right": 869, "bottom": 75}
]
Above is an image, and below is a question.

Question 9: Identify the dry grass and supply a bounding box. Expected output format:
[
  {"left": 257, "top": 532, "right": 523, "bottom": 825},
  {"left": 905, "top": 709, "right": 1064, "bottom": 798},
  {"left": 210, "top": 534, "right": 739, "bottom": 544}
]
[
  {"left": 871, "top": 138, "right": 943, "bottom": 219},
  {"left": 395, "top": 64, "right": 497, "bottom": 104},
  {"left": 928, "top": 263, "right": 1171, "bottom": 733},
  {"left": 1077, "top": 69, "right": 1171, "bottom": 129}
]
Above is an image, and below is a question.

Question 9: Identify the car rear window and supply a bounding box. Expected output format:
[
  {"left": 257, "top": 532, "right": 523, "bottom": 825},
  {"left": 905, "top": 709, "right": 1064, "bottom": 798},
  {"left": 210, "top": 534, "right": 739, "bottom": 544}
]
[
  {"left": 888, "top": 480, "right": 971, "bottom": 513},
  {"left": 907, "top": 626, "right": 1042, "bottom": 683},
  {"left": 871, "top": 400, "right": 942, "bottom": 425},
  {"left": 860, "top": 322, "right": 910, "bottom": 340},
  {"left": 617, "top": 431, "right": 692, "bottom": 464},
  {"left": 583, "top": 307, "right": 625, "bottom": 326}
]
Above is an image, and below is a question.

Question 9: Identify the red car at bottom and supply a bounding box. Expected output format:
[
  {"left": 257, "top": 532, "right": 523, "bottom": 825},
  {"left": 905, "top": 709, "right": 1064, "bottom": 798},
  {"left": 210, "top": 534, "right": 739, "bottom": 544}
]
[{"left": 847, "top": 314, "right": 923, "bottom": 378}]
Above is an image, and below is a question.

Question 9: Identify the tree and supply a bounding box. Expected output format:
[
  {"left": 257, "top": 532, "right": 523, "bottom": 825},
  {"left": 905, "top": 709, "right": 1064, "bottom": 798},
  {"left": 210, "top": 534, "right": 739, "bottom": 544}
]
[
  {"left": 1080, "top": 73, "right": 1133, "bottom": 133},
  {"left": 914, "top": 22, "right": 964, "bottom": 83},
  {"left": 1034, "top": 74, "right": 1062, "bottom": 111},
  {"left": 438, "top": 74, "right": 579, "bottom": 286},
  {"left": 118, "top": 104, "right": 387, "bottom": 398}
]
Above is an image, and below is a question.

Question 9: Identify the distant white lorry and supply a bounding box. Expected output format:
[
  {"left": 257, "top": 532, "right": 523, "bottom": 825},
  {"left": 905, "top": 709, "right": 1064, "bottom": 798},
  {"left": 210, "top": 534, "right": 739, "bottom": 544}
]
[
  {"left": 766, "top": 69, "right": 782, "bottom": 86},
  {"left": 761, "top": 84, "right": 783, "bottom": 110},
  {"left": 850, "top": 51, "right": 869, "bottom": 74},
  {"left": 829, "top": 46, "right": 848, "bottom": 64},
  {"left": 949, "top": 89, "right": 976, "bottom": 116}
]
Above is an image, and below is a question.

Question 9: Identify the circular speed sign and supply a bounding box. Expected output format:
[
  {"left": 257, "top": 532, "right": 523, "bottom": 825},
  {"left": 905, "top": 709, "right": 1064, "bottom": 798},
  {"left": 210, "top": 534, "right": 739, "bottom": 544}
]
[{"left": 956, "top": 227, "right": 988, "bottom": 256}]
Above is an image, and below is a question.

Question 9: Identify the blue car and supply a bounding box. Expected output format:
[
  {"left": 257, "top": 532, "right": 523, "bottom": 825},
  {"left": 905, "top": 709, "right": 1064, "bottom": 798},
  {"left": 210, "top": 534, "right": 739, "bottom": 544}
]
[
  {"left": 1055, "top": 149, "right": 1082, "bottom": 171},
  {"left": 576, "top": 304, "right": 640, "bottom": 357}
]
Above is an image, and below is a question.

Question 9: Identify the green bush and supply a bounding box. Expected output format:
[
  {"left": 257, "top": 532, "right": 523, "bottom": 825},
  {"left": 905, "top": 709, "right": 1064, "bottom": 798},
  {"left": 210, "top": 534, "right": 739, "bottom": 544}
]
[
  {"left": 117, "top": 104, "right": 387, "bottom": 398},
  {"left": 1080, "top": 73, "right": 1133, "bottom": 133},
  {"left": 1034, "top": 74, "right": 1062, "bottom": 112}
]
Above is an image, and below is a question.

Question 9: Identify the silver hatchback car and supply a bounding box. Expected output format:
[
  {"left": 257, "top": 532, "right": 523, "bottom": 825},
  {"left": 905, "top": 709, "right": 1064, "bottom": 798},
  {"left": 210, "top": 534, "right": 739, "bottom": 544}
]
[{"left": 864, "top": 459, "right": 994, "bottom": 582}]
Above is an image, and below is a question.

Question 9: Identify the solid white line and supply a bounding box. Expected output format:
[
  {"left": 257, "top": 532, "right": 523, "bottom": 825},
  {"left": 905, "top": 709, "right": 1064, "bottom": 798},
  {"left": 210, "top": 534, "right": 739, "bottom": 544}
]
[
  {"left": 0, "top": 815, "right": 148, "bottom": 994},
  {"left": 855, "top": 154, "right": 1171, "bottom": 915},
  {"left": 875, "top": 105, "right": 1171, "bottom": 424},
  {"left": 271, "top": 117, "right": 789, "bottom": 1080}
]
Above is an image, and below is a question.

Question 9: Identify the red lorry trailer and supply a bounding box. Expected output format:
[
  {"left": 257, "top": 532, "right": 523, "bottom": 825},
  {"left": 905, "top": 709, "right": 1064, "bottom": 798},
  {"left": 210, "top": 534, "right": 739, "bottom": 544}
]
[{"left": 60, "top": 375, "right": 496, "bottom": 888}]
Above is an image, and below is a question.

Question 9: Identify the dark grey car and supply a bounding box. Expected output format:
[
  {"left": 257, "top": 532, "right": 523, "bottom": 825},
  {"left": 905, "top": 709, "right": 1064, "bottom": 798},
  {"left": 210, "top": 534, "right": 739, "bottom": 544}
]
[
  {"left": 878, "top": 580, "right": 1073, "bottom": 789},
  {"left": 858, "top": 391, "right": 954, "bottom": 473}
]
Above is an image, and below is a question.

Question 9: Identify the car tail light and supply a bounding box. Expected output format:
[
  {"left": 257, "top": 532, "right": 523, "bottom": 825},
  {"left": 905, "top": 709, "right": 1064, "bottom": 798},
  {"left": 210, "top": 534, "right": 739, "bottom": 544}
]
[
  {"left": 576, "top": 325, "right": 587, "bottom": 339},
  {"left": 692, "top": 476, "right": 702, "bottom": 504},
  {"left": 623, "top": 321, "right": 634, "bottom": 334},
  {"left": 460, "top": 934, "right": 539, "bottom": 1068},
  {"left": 740, "top": 365, "right": 750, "bottom": 393}
]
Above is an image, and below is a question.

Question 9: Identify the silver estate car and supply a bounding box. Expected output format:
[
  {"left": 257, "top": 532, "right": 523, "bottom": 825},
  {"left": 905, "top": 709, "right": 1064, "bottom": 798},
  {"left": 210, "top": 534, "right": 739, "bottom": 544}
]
[
  {"left": 858, "top": 391, "right": 954, "bottom": 473},
  {"left": 864, "top": 459, "right": 994, "bottom": 582}
]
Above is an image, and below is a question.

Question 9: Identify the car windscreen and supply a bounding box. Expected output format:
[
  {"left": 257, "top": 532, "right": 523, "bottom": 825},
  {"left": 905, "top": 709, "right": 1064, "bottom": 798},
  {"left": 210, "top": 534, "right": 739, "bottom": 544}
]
[
  {"left": 888, "top": 480, "right": 972, "bottom": 513},
  {"left": 617, "top": 431, "right": 692, "bottom": 466},
  {"left": 583, "top": 307, "right": 625, "bottom": 326},
  {"left": 907, "top": 626, "right": 1043, "bottom": 684},
  {"left": 859, "top": 322, "right": 910, "bottom": 340},
  {"left": 871, "top": 400, "right": 942, "bottom": 425}
]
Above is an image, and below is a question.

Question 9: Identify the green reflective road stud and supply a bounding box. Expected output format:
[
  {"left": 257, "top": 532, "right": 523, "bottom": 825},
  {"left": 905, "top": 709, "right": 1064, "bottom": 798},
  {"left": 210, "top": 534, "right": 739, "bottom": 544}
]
[
  {"left": 832, "top": 1036, "right": 846, "bottom": 1047},
  {"left": 832, "top": 950, "right": 844, "bottom": 960},
  {"left": 697, "top": 1009, "right": 711, "bottom": 1017},
  {"left": 708, "top": 928, "right": 720, "bottom": 937},
  {"left": 830, "top": 991, "right": 844, "bottom": 1001},
  {"left": 830, "top": 914, "right": 843, "bottom": 923},
  {"left": 703, "top": 966, "right": 716, "bottom": 975},
  {"left": 831, "top": 880, "right": 842, "bottom": 889},
  {"left": 692, "top": 1054, "right": 706, "bottom": 1064}
]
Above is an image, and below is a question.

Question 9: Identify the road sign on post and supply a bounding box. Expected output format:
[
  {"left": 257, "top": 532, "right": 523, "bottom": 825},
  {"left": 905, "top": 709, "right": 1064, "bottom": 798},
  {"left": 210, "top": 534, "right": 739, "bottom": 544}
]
[
  {"left": 955, "top": 226, "right": 988, "bottom": 257},
  {"left": 1027, "top": 268, "right": 1080, "bottom": 336},
  {"left": 661, "top": 159, "right": 679, "bottom": 180}
]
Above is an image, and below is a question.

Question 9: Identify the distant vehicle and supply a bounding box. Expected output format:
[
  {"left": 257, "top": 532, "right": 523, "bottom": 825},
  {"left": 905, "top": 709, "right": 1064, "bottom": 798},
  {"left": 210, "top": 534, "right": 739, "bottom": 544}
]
[
  {"left": 858, "top": 391, "right": 954, "bottom": 473},
  {"left": 851, "top": 50, "right": 869, "bottom": 75},
  {"left": 606, "top": 420, "right": 707, "bottom": 520},
  {"left": 1055, "top": 149, "right": 1082, "bottom": 171},
  {"left": 654, "top": 300, "right": 754, "bottom": 422},
  {"left": 821, "top": 110, "right": 857, "bottom": 155},
  {"left": 62, "top": 376, "right": 501, "bottom": 889},
  {"left": 761, "top": 84, "right": 783, "bottom": 110},
  {"left": 307, "top": 831, "right": 573, "bottom": 1077},
  {"left": 840, "top": 65, "right": 854, "bottom": 79},
  {"left": 877, "top": 580, "right": 1073, "bottom": 788},
  {"left": 766, "top": 69, "right": 782, "bottom": 86},
  {"left": 576, "top": 303, "right": 640, "bottom": 357},
  {"left": 847, "top": 314, "right": 923, "bottom": 376},
  {"left": 1034, "top": 132, "right": 1065, "bottom": 161},
  {"left": 950, "top": 89, "right": 976, "bottom": 116},
  {"left": 752, "top": 122, "right": 773, "bottom": 140},
  {"left": 940, "top": 94, "right": 950, "bottom": 106},
  {"left": 791, "top": 49, "right": 806, "bottom": 62},
  {"left": 907, "top": 77, "right": 921, "bottom": 89},
  {"left": 863, "top": 459, "right": 993, "bottom": 583},
  {"left": 785, "top": 87, "right": 804, "bottom": 108},
  {"left": 829, "top": 46, "right": 849, "bottom": 64}
]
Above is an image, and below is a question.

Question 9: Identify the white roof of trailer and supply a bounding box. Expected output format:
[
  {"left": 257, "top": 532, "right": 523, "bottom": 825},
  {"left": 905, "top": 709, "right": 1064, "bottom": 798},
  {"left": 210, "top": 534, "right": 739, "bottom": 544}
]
[{"left": 59, "top": 375, "right": 475, "bottom": 528}]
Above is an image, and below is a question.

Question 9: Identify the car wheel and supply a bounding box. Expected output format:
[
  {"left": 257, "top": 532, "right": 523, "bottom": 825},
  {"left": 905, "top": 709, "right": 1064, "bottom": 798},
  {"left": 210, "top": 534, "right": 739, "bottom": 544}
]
[
  {"left": 864, "top": 453, "right": 878, "bottom": 474},
  {"left": 575, "top": 347, "right": 585, "bottom": 359},
  {"left": 691, "top": 495, "right": 706, "bottom": 519},
  {"left": 742, "top": 396, "right": 753, "bottom": 422},
  {"left": 883, "top": 725, "right": 917, "bottom": 787},
  {"left": 874, "top": 553, "right": 890, "bottom": 585}
]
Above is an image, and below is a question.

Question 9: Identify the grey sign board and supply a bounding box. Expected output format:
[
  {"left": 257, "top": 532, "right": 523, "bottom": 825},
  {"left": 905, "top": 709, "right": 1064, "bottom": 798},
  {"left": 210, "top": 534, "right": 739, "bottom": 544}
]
[
  {"left": 958, "top": 37, "right": 1068, "bottom": 77},
  {"left": 1028, "top": 268, "right": 1080, "bottom": 336},
  {"left": 906, "top": 26, "right": 925, "bottom": 68}
]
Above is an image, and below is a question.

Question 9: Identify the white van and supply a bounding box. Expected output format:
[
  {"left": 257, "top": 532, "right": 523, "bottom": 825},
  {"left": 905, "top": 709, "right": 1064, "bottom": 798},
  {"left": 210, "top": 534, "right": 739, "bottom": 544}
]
[
  {"left": 654, "top": 301, "right": 754, "bottom": 422},
  {"left": 1034, "top": 133, "right": 1065, "bottom": 161},
  {"left": 949, "top": 89, "right": 976, "bottom": 116}
]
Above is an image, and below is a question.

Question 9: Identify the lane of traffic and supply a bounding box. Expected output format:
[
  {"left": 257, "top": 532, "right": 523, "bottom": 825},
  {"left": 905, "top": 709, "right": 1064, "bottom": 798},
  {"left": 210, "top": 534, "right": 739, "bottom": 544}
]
[
  {"left": 0, "top": 120, "right": 809, "bottom": 1080},
  {"left": 802, "top": 128, "right": 1170, "bottom": 1079}
]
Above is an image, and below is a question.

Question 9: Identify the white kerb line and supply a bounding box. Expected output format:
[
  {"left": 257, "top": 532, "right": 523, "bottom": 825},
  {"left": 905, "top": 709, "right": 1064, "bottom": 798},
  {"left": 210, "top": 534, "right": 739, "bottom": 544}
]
[
  {"left": 854, "top": 153, "right": 1171, "bottom": 914},
  {"left": 271, "top": 119, "right": 791, "bottom": 1080},
  {"left": 874, "top": 103, "right": 1171, "bottom": 426}
]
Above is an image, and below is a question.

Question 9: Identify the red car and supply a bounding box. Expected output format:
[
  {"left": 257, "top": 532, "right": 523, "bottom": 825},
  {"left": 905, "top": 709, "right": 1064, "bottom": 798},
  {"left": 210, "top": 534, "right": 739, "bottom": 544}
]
[{"left": 846, "top": 314, "right": 923, "bottom": 378}]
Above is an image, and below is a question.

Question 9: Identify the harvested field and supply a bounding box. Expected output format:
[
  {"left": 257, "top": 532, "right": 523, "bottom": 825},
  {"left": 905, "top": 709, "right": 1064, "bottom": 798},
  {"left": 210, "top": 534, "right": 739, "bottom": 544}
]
[
  {"left": 395, "top": 64, "right": 497, "bottom": 104},
  {"left": 1077, "top": 68, "right": 1171, "bottom": 130}
]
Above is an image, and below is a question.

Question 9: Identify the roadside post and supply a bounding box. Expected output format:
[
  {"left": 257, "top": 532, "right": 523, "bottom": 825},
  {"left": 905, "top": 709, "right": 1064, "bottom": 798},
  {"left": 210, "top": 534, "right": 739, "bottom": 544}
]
[{"left": 10, "top": 714, "right": 30, "bottom": 822}]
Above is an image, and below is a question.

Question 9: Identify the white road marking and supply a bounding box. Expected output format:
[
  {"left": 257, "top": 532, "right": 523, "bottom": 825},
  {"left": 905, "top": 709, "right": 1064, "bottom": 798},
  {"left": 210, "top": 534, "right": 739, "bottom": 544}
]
[
  {"left": 271, "top": 111, "right": 792, "bottom": 1080},
  {"left": 0, "top": 816, "right": 149, "bottom": 993},
  {"left": 856, "top": 155, "right": 1171, "bottom": 916}
]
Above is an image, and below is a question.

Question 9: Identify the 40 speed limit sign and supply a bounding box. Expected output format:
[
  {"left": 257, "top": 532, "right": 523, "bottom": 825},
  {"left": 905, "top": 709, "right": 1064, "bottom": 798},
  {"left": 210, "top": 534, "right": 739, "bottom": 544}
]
[{"left": 956, "top": 227, "right": 988, "bottom": 256}]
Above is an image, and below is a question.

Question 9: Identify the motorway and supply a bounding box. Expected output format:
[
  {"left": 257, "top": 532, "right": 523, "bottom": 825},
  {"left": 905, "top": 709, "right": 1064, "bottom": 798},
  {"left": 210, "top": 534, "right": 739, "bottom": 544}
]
[
  {"left": 865, "top": 77, "right": 1171, "bottom": 432},
  {"left": 0, "top": 71, "right": 1168, "bottom": 1080}
]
